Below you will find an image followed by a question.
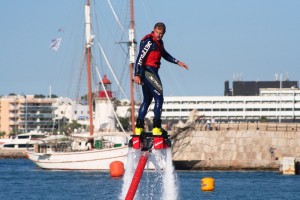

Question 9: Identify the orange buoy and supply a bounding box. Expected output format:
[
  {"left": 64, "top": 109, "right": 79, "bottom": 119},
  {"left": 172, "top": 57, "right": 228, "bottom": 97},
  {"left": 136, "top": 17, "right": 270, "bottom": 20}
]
[
  {"left": 201, "top": 177, "right": 215, "bottom": 191},
  {"left": 109, "top": 161, "right": 124, "bottom": 177}
]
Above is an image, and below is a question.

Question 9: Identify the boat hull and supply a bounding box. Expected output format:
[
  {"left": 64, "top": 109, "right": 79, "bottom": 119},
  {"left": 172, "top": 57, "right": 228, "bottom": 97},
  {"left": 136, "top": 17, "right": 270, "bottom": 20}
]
[{"left": 26, "top": 147, "right": 128, "bottom": 170}]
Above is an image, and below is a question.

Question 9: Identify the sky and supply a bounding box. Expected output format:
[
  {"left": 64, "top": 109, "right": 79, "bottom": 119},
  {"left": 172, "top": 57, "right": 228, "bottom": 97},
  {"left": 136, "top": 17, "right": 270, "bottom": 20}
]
[{"left": 1, "top": 0, "right": 300, "bottom": 101}]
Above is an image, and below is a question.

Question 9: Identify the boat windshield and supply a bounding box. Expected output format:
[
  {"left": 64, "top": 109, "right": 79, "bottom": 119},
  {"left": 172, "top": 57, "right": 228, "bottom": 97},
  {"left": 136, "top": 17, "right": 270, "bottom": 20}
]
[{"left": 17, "top": 135, "right": 30, "bottom": 139}]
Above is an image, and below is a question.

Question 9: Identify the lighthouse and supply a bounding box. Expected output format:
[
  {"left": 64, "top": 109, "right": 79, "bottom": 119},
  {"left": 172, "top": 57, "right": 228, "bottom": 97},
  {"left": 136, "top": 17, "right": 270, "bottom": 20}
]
[{"left": 94, "top": 74, "right": 116, "bottom": 132}]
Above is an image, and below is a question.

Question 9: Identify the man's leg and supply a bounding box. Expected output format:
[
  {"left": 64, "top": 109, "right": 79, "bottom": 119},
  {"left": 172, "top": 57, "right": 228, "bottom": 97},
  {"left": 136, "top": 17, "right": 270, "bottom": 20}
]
[
  {"left": 143, "top": 71, "right": 164, "bottom": 135},
  {"left": 135, "top": 82, "right": 153, "bottom": 135}
]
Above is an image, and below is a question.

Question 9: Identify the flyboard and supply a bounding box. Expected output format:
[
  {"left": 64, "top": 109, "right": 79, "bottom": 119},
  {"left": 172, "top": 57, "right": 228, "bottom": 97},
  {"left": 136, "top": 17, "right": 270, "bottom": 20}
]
[{"left": 124, "top": 130, "right": 172, "bottom": 200}]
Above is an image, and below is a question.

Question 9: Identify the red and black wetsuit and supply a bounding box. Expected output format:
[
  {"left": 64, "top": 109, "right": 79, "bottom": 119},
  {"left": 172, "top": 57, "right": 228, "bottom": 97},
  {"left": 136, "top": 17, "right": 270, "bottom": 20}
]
[{"left": 134, "top": 32, "right": 179, "bottom": 121}]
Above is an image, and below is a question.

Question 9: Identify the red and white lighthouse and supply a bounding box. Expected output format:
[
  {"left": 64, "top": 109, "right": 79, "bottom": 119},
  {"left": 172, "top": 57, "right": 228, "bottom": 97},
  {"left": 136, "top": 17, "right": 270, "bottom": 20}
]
[{"left": 94, "top": 74, "right": 115, "bottom": 132}]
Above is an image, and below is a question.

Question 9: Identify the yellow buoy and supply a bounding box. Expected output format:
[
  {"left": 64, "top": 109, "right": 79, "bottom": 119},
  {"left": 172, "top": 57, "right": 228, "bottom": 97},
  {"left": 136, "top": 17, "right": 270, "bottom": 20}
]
[{"left": 201, "top": 177, "right": 215, "bottom": 191}]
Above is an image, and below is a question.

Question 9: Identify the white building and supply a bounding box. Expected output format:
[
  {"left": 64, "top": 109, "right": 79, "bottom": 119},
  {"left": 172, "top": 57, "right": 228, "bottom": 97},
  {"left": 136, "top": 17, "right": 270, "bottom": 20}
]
[
  {"left": 53, "top": 97, "right": 89, "bottom": 125},
  {"left": 117, "top": 88, "right": 300, "bottom": 123}
]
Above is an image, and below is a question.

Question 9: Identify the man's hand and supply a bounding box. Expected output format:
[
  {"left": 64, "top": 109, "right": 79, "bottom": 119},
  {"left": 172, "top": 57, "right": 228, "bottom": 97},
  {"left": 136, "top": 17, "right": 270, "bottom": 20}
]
[
  {"left": 134, "top": 75, "right": 142, "bottom": 85},
  {"left": 178, "top": 61, "right": 189, "bottom": 70}
]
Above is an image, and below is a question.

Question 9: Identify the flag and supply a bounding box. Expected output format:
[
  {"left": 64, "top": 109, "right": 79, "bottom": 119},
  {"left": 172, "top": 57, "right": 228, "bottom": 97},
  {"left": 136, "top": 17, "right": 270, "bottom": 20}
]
[{"left": 49, "top": 38, "right": 62, "bottom": 51}]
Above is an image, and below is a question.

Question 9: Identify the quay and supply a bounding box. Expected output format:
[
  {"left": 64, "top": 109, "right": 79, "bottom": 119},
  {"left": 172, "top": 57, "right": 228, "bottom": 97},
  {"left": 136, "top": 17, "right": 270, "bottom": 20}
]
[
  {"left": 172, "top": 122, "right": 300, "bottom": 172},
  {"left": 0, "top": 149, "right": 26, "bottom": 159}
]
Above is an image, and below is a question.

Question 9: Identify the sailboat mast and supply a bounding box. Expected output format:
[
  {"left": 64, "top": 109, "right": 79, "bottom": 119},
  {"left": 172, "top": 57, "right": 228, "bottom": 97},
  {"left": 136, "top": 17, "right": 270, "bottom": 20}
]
[
  {"left": 129, "top": 0, "right": 136, "bottom": 133},
  {"left": 85, "top": 0, "right": 94, "bottom": 136}
]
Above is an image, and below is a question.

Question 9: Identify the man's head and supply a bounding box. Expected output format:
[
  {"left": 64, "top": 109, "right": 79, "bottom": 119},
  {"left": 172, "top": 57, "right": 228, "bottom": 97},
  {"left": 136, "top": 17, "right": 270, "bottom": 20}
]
[{"left": 153, "top": 22, "right": 166, "bottom": 41}]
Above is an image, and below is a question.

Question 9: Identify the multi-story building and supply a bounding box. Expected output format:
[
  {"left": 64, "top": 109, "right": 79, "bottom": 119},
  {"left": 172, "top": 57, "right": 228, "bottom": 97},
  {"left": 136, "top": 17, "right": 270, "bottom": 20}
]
[
  {"left": 0, "top": 95, "right": 55, "bottom": 136},
  {"left": 115, "top": 88, "right": 300, "bottom": 124},
  {"left": 152, "top": 88, "right": 300, "bottom": 123}
]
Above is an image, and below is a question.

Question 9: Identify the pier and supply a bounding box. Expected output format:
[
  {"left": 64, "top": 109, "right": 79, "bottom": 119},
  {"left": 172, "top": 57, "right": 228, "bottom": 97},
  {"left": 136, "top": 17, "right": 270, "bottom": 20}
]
[
  {"left": 171, "top": 122, "right": 300, "bottom": 172},
  {"left": 0, "top": 149, "right": 26, "bottom": 159}
]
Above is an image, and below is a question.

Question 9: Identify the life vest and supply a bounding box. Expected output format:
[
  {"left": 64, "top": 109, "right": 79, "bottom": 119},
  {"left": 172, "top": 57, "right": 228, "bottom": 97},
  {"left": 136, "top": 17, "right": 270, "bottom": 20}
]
[{"left": 142, "top": 32, "right": 163, "bottom": 68}]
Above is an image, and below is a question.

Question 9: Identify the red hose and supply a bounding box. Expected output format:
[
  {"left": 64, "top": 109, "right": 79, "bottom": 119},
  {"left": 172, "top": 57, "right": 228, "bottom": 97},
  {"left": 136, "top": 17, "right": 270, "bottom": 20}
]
[{"left": 125, "top": 153, "right": 148, "bottom": 200}]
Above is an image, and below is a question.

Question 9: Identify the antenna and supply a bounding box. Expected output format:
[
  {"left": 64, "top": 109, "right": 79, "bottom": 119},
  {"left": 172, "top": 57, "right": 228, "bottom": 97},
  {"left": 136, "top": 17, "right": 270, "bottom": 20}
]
[
  {"left": 275, "top": 73, "right": 278, "bottom": 81},
  {"left": 285, "top": 72, "right": 289, "bottom": 81},
  {"left": 49, "top": 85, "right": 52, "bottom": 98}
]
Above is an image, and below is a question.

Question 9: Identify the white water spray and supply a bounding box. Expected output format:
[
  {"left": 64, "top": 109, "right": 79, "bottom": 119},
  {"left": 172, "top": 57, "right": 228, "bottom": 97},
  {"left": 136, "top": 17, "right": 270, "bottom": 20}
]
[
  {"left": 120, "top": 148, "right": 179, "bottom": 200},
  {"left": 119, "top": 148, "right": 140, "bottom": 199},
  {"left": 162, "top": 148, "right": 178, "bottom": 200}
]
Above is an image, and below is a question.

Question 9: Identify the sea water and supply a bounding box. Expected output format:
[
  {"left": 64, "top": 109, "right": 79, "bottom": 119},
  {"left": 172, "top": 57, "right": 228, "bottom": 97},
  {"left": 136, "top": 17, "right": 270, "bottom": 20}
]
[{"left": 1, "top": 159, "right": 300, "bottom": 200}]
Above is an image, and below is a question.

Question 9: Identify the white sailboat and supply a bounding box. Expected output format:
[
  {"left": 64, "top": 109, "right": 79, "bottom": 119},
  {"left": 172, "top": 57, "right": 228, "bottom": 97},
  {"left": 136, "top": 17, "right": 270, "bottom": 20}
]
[{"left": 25, "top": 0, "right": 134, "bottom": 170}]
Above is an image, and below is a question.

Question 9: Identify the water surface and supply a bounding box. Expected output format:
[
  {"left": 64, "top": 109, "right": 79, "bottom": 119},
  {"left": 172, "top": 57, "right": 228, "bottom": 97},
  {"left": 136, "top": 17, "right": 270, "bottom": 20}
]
[{"left": 0, "top": 159, "right": 299, "bottom": 200}]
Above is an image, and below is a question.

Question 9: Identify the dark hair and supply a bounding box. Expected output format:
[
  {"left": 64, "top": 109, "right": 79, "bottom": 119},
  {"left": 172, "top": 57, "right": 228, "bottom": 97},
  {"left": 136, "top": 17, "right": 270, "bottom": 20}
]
[{"left": 154, "top": 22, "right": 166, "bottom": 33}]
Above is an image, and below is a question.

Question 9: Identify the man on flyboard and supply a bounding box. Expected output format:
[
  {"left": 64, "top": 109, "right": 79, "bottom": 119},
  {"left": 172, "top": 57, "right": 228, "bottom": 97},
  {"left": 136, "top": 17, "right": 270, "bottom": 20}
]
[{"left": 134, "top": 22, "right": 189, "bottom": 135}]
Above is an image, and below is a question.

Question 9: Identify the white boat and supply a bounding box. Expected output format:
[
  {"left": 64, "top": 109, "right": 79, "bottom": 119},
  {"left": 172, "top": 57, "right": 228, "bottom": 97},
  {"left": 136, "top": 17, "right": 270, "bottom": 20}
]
[
  {"left": 26, "top": 133, "right": 129, "bottom": 170},
  {"left": 26, "top": 0, "right": 136, "bottom": 170},
  {"left": 1, "top": 132, "right": 47, "bottom": 150}
]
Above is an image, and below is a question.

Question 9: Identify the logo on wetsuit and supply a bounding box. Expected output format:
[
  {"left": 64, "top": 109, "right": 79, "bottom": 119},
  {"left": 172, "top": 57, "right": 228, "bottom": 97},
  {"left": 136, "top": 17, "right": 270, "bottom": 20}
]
[
  {"left": 138, "top": 41, "right": 152, "bottom": 66},
  {"left": 145, "top": 71, "right": 163, "bottom": 95}
]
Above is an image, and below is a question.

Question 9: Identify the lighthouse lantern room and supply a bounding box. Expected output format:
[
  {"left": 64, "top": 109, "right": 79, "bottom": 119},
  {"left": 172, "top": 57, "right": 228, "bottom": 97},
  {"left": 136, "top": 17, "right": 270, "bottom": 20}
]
[{"left": 98, "top": 74, "right": 113, "bottom": 99}]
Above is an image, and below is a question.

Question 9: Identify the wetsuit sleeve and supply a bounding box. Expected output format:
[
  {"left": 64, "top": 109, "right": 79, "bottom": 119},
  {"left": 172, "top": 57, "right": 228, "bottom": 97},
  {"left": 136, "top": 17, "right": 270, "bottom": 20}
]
[
  {"left": 134, "top": 38, "right": 153, "bottom": 76},
  {"left": 162, "top": 48, "right": 179, "bottom": 64}
]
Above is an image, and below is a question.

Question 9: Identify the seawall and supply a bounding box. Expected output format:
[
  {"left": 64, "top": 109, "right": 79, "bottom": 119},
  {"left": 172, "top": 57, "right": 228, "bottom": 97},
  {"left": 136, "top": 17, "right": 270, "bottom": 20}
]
[
  {"left": 172, "top": 129, "right": 300, "bottom": 170},
  {"left": 0, "top": 149, "right": 26, "bottom": 159}
]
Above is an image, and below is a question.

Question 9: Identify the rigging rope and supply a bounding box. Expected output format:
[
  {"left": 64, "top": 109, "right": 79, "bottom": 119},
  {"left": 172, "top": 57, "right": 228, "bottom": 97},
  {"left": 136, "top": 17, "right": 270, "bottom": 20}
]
[
  {"left": 107, "top": 0, "right": 127, "bottom": 35},
  {"left": 97, "top": 41, "right": 129, "bottom": 99}
]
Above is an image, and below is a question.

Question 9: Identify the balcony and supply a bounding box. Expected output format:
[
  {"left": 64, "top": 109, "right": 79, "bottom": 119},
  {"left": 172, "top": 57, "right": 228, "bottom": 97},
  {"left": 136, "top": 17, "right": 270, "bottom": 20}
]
[
  {"left": 9, "top": 120, "right": 18, "bottom": 125},
  {"left": 9, "top": 113, "right": 19, "bottom": 118}
]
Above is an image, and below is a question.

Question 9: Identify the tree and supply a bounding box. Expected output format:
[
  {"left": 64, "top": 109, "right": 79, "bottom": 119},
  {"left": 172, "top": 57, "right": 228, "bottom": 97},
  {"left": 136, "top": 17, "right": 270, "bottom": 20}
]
[
  {"left": 68, "top": 120, "right": 83, "bottom": 131},
  {"left": 118, "top": 116, "right": 131, "bottom": 131},
  {"left": 61, "top": 120, "right": 86, "bottom": 135},
  {"left": 34, "top": 94, "right": 46, "bottom": 98},
  {"left": 114, "top": 99, "right": 121, "bottom": 107},
  {"left": 54, "top": 117, "right": 70, "bottom": 134},
  {"left": 47, "top": 94, "right": 58, "bottom": 98},
  {"left": 0, "top": 131, "right": 6, "bottom": 138},
  {"left": 260, "top": 116, "right": 267, "bottom": 122}
]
